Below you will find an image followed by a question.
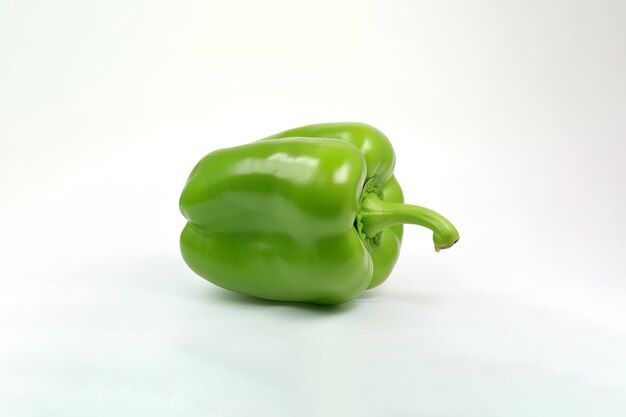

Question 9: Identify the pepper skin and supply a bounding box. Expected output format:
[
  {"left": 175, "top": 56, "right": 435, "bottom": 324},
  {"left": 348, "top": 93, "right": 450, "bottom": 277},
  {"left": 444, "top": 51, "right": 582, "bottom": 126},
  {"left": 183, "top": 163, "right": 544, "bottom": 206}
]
[{"left": 179, "top": 123, "right": 459, "bottom": 304}]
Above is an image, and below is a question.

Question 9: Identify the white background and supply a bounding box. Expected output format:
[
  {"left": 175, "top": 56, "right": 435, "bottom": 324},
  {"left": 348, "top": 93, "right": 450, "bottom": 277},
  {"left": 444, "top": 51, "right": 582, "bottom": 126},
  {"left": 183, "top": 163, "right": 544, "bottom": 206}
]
[{"left": 1, "top": 1, "right": 625, "bottom": 416}]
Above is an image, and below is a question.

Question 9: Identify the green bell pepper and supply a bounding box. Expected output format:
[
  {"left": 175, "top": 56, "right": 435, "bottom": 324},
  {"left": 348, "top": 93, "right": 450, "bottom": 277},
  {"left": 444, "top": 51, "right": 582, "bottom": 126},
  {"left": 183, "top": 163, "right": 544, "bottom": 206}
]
[{"left": 179, "top": 122, "right": 459, "bottom": 304}]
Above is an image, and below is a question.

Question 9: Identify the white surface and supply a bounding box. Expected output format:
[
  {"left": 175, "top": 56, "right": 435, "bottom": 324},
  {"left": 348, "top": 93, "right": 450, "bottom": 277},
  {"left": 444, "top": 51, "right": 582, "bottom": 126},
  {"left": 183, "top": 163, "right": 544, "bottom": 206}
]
[{"left": 1, "top": 1, "right": 626, "bottom": 416}]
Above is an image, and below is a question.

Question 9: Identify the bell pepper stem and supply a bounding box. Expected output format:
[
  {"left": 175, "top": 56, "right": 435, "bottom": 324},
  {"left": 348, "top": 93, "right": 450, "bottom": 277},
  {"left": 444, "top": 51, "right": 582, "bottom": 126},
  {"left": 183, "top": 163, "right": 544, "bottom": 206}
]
[{"left": 360, "top": 194, "right": 459, "bottom": 252}]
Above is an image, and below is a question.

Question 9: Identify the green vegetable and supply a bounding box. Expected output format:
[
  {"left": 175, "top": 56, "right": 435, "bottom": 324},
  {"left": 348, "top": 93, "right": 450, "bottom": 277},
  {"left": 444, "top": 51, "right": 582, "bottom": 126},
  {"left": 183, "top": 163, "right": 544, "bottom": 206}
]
[{"left": 179, "top": 123, "right": 459, "bottom": 304}]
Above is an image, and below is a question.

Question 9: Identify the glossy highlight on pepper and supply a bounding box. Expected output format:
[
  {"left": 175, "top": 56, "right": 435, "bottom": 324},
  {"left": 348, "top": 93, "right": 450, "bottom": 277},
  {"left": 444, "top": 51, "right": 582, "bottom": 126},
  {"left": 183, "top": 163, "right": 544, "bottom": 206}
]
[{"left": 179, "top": 123, "right": 459, "bottom": 304}]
